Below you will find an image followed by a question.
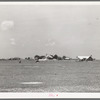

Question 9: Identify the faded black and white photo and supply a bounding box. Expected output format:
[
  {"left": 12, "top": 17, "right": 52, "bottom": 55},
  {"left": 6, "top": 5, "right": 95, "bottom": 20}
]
[{"left": 0, "top": 2, "right": 100, "bottom": 93}]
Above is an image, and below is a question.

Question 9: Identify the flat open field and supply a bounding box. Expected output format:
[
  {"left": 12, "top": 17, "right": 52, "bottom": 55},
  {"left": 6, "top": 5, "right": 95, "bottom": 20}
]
[{"left": 0, "top": 60, "right": 100, "bottom": 92}]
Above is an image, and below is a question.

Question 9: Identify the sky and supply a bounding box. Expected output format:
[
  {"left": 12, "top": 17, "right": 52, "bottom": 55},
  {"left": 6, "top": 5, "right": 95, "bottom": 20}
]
[{"left": 0, "top": 3, "right": 100, "bottom": 59}]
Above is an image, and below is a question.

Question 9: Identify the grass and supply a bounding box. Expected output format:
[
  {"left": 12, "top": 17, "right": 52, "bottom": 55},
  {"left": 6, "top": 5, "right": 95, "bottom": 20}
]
[{"left": 0, "top": 60, "right": 100, "bottom": 92}]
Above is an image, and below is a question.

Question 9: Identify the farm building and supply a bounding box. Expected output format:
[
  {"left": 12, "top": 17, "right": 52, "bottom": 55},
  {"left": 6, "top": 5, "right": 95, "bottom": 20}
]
[
  {"left": 76, "top": 55, "right": 94, "bottom": 61},
  {"left": 46, "top": 54, "right": 54, "bottom": 60},
  {"left": 39, "top": 58, "right": 47, "bottom": 61},
  {"left": 64, "top": 57, "right": 71, "bottom": 60}
]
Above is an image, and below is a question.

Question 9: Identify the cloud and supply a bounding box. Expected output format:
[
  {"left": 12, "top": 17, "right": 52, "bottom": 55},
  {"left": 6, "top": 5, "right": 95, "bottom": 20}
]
[
  {"left": 45, "top": 39, "right": 56, "bottom": 46},
  {"left": 45, "top": 41, "right": 56, "bottom": 46},
  {"left": 36, "top": 39, "right": 41, "bottom": 42},
  {"left": 1, "top": 20, "right": 14, "bottom": 31},
  {"left": 10, "top": 38, "right": 15, "bottom": 41},
  {"left": 11, "top": 41, "right": 16, "bottom": 45},
  {"left": 10, "top": 38, "right": 16, "bottom": 45}
]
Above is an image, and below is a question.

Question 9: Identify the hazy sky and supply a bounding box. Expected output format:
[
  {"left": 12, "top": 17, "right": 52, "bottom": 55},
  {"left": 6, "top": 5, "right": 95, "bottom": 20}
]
[{"left": 0, "top": 3, "right": 100, "bottom": 59}]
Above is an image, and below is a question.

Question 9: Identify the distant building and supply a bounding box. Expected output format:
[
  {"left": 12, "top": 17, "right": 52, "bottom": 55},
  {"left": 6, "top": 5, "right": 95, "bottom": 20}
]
[
  {"left": 45, "top": 54, "right": 54, "bottom": 60},
  {"left": 39, "top": 58, "right": 47, "bottom": 61},
  {"left": 9, "top": 57, "right": 21, "bottom": 60},
  {"left": 76, "top": 55, "right": 94, "bottom": 61},
  {"left": 64, "top": 57, "right": 71, "bottom": 60}
]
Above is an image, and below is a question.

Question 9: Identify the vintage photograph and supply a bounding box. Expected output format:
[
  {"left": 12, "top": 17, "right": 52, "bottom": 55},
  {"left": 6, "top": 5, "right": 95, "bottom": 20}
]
[{"left": 0, "top": 2, "right": 100, "bottom": 93}]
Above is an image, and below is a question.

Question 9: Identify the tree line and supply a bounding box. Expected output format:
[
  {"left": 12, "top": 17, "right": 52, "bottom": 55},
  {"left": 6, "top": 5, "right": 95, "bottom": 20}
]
[
  {"left": 34, "top": 54, "right": 70, "bottom": 60},
  {"left": 0, "top": 54, "right": 71, "bottom": 61}
]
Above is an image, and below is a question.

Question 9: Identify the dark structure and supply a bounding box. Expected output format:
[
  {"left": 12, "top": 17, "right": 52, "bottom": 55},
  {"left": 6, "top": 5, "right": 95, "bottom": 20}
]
[
  {"left": 77, "top": 55, "right": 94, "bottom": 61},
  {"left": 86, "top": 55, "right": 94, "bottom": 61}
]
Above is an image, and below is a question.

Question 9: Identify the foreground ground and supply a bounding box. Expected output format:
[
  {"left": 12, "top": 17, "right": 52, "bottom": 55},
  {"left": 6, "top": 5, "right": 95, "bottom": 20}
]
[{"left": 0, "top": 60, "right": 100, "bottom": 92}]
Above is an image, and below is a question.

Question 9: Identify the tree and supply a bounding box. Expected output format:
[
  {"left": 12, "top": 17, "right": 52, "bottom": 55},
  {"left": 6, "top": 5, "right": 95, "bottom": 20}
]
[
  {"left": 34, "top": 55, "right": 40, "bottom": 60},
  {"left": 53, "top": 54, "right": 59, "bottom": 59},
  {"left": 57, "top": 56, "right": 62, "bottom": 60},
  {"left": 39, "top": 56, "right": 45, "bottom": 59},
  {"left": 25, "top": 57, "right": 31, "bottom": 60},
  {"left": 62, "top": 56, "right": 66, "bottom": 60}
]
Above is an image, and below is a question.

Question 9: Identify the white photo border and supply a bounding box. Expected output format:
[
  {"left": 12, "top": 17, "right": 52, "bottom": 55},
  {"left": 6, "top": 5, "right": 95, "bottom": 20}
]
[{"left": 0, "top": 1, "right": 100, "bottom": 98}]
